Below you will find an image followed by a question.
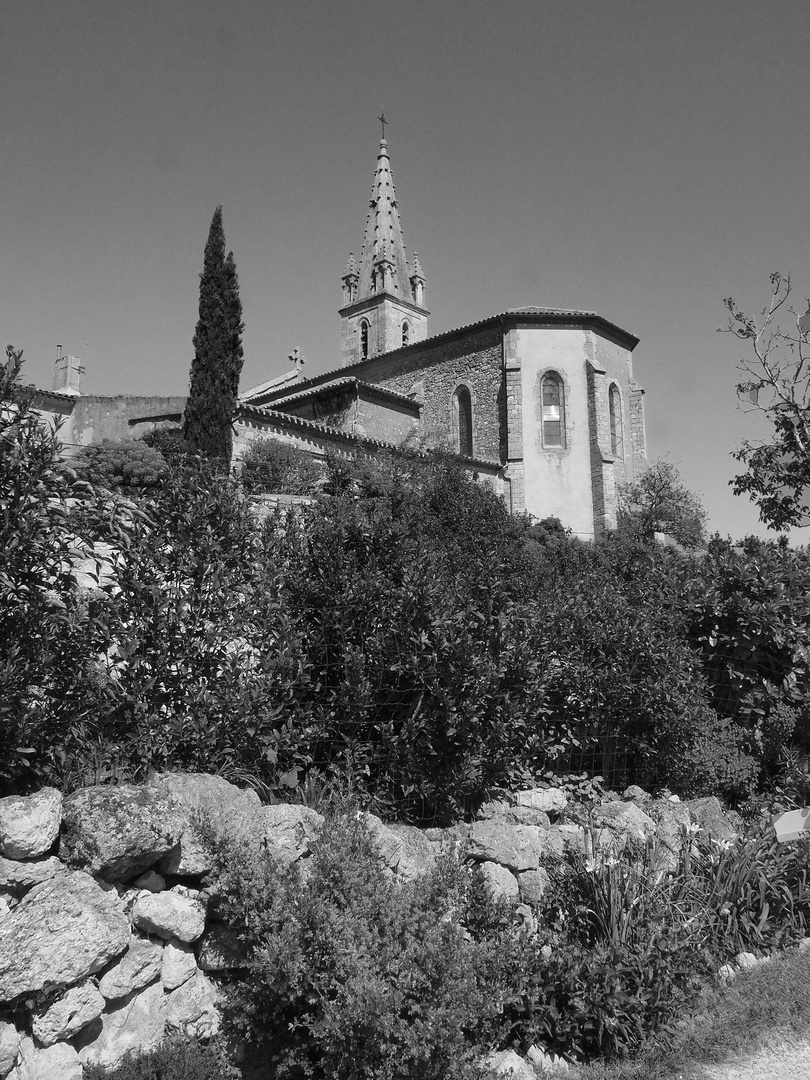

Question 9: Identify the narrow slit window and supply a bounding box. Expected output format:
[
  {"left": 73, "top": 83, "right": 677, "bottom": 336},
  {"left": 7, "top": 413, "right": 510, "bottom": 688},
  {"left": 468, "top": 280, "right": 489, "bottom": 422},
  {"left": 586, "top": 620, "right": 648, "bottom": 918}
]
[
  {"left": 360, "top": 320, "right": 369, "bottom": 359},
  {"left": 609, "top": 384, "right": 624, "bottom": 458},
  {"left": 402, "top": 320, "right": 410, "bottom": 346},
  {"left": 454, "top": 385, "right": 473, "bottom": 457},
  {"left": 542, "top": 373, "right": 565, "bottom": 448}
]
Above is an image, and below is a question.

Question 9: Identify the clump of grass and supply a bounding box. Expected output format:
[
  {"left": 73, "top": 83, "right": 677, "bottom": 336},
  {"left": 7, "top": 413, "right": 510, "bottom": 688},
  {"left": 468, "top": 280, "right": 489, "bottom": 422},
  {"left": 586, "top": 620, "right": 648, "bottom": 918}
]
[{"left": 571, "top": 944, "right": 810, "bottom": 1080}]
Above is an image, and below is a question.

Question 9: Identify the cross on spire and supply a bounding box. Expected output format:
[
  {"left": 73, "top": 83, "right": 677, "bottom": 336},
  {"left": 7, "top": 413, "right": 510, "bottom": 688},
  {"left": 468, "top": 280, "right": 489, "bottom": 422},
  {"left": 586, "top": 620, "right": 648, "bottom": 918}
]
[{"left": 378, "top": 110, "right": 387, "bottom": 139}]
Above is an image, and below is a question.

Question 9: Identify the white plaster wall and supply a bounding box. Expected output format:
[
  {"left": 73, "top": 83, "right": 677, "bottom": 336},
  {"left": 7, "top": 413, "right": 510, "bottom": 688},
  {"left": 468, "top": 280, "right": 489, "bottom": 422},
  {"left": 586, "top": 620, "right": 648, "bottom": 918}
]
[{"left": 518, "top": 328, "right": 595, "bottom": 539}]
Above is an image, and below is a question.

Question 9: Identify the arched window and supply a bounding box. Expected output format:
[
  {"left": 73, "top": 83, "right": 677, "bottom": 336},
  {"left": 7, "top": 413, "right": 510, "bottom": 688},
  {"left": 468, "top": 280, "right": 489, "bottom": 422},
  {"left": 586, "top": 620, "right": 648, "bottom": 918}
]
[
  {"left": 454, "top": 385, "right": 473, "bottom": 457},
  {"left": 541, "top": 373, "right": 565, "bottom": 448},
  {"left": 360, "top": 320, "right": 369, "bottom": 359},
  {"left": 402, "top": 320, "right": 410, "bottom": 347},
  {"left": 609, "top": 384, "right": 624, "bottom": 458}
]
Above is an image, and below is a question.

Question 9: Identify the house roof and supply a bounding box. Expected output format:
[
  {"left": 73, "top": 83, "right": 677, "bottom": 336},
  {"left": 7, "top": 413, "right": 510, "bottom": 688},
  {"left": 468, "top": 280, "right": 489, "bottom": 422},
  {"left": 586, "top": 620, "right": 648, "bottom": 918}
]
[{"left": 262, "top": 376, "right": 421, "bottom": 412}]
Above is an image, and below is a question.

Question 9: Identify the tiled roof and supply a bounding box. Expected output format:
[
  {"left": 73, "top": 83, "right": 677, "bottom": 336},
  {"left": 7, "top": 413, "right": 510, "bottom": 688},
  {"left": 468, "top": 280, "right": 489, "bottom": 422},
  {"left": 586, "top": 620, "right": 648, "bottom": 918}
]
[
  {"left": 236, "top": 402, "right": 501, "bottom": 471},
  {"left": 267, "top": 377, "right": 421, "bottom": 411}
]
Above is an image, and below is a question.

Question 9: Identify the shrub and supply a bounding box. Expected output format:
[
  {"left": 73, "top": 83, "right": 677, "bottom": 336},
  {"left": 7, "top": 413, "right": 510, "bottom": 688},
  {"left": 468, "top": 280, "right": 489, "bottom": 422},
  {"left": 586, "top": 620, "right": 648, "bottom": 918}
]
[
  {"left": 82, "top": 1037, "right": 232, "bottom": 1079},
  {"left": 209, "top": 811, "right": 515, "bottom": 1080},
  {"left": 73, "top": 440, "right": 169, "bottom": 491},
  {"left": 239, "top": 436, "right": 322, "bottom": 495}
]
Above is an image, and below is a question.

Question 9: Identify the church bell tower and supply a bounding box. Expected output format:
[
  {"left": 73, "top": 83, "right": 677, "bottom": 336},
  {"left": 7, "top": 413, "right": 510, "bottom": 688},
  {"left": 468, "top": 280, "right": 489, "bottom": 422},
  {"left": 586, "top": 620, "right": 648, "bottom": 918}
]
[{"left": 339, "top": 122, "right": 429, "bottom": 366}]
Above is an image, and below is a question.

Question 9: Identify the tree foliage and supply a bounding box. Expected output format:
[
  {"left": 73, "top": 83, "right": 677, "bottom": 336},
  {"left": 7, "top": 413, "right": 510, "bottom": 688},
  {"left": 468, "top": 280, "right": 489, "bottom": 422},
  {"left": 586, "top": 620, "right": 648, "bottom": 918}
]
[
  {"left": 724, "top": 272, "right": 810, "bottom": 530},
  {"left": 183, "top": 206, "right": 244, "bottom": 462},
  {"left": 616, "top": 460, "right": 707, "bottom": 549}
]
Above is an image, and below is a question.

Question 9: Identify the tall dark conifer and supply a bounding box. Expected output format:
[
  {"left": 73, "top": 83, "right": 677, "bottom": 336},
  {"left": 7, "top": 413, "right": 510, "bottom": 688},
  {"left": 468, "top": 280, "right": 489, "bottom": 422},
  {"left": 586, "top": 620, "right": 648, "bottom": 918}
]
[{"left": 183, "top": 206, "right": 244, "bottom": 461}]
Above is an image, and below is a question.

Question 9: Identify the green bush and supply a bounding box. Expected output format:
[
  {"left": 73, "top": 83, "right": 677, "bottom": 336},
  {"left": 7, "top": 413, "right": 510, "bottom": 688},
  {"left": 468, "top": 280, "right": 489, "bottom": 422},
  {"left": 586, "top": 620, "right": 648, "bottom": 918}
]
[
  {"left": 239, "top": 436, "right": 322, "bottom": 494},
  {"left": 209, "top": 810, "right": 516, "bottom": 1080},
  {"left": 82, "top": 1037, "right": 231, "bottom": 1079},
  {"left": 73, "top": 440, "right": 169, "bottom": 491}
]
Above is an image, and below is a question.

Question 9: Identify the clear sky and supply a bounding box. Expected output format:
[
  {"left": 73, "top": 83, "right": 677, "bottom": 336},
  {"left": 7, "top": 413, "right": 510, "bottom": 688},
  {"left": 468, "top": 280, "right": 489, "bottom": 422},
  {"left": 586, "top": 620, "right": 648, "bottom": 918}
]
[{"left": 2, "top": 0, "right": 809, "bottom": 540}]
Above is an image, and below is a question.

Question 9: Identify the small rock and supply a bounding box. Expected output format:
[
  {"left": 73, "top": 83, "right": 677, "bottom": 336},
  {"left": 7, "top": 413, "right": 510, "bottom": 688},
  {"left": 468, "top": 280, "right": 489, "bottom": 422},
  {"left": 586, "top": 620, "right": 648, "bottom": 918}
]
[
  {"left": 133, "top": 870, "right": 165, "bottom": 893},
  {"left": 797, "top": 937, "right": 810, "bottom": 951},
  {"left": 0, "top": 857, "right": 62, "bottom": 893},
  {"left": 478, "top": 861, "right": 519, "bottom": 903},
  {"left": 31, "top": 980, "right": 105, "bottom": 1046},
  {"left": 591, "top": 802, "right": 656, "bottom": 844},
  {"left": 484, "top": 1048, "right": 536, "bottom": 1079},
  {"left": 517, "top": 867, "right": 550, "bottom": 905},
  {"left": 734, "top": 951, "right": 758, "bottom": 971},
  {"left": 468, "top": 821, "right": 550, "bottom": 871},
  {"left": 0, "top": 789, "right": 61, "bottom": 860},
  {"left": 131, "top": 887, "right": 206, "bottom": 942},
  {"left": 162, "top": 939, "right": 198, "bottom": 990},
  {"left": 515, "top": 788, "right": 567, "bottom": 814},
  {"left": 385, "top": 824, "right": 436, "bottom": 879},
  {"left": 718, "top": 963, "right": 736, "bottom": 983},
  {"left": 622, "top": 785, "right": 650, "bottom": 803},
  {"left": 76, "top": 980, "right": 166, "bottom": 1070},
  {"left": 98, "top": 937, "right": 162, "bottom": 1000},
  {"left": 686, "top": 796, "right": 741, "bottom": 844},
  {"left": 0, "top": 1022, "right": 20, "bottom": 1079},
  {"left": 9, "top": 1035, "right": 82, "bottom": 1080},
  {"left": 166, "top": 970, "right": 220, "bottom": 1038}
]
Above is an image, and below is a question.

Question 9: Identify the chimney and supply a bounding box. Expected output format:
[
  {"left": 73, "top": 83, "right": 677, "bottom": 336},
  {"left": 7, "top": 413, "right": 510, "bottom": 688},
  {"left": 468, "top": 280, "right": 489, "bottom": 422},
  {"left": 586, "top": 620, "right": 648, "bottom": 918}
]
[{"left": 53, "top": 345, "right": 84, "bottom": 395}]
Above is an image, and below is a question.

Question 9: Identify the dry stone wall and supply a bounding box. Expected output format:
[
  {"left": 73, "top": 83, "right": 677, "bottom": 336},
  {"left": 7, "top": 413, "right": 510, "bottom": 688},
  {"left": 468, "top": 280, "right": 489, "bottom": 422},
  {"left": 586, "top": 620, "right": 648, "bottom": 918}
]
[{"left": 0, "top": 773, "right": 746, "bottom": 1078}]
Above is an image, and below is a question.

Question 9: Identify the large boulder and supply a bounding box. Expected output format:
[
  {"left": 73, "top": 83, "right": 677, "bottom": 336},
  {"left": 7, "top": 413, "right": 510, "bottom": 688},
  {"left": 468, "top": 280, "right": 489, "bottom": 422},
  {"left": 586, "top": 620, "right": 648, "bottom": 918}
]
[
  {"left": 31, "top": 980, "right": 105, "bottom": 1046},
  {"left": 162, "top": 939, "right": 198, "bottom": 991},
  {"left": 478, "top": 861, "right": 519, "bottom": 903},
  {"left": 467, "top": 821, "right": 562, "bottom": 871},
  {"left": 484, "top": 1049, "right": 536, "bottom": 1080},
  {"left": 0, "top": 856, "right": 61, "bottom": 892},
  {"left": 262, "top": 805, "right": 324, "bottom": 865},
  {"left": 385, "top": 824, "right": 436, "bottom": 880},
  {"left": 515, "top": 788, "right": 568, "bottom": 815},
  {"left": 477, "top": 800, "right": 552, "bottom": 828},
  {"left": 98, "top": 937, "right": 163, "bottom": 1001},
  {"left": 9, "top": 1035, "right": 82, "bottom": 1080},
  {"left": 0, "top": 1023, "right": 20, "bottom": 1079},
  {"left": 147, "top": 772, "right": 263, "bottom": 876},
  {"left": 60, "top": 784, "right": 182, "bottom": 882},
  {"left": 591, "top": 802, "right": 656, "bottom": 846},
  {"left": 517, "top": 867, "right": 550, "bottom": 905},
  {"left": 646, "top": 798, "right": 692, "bottom": 872},
  {"left": 0, "top": 789, "right": 61, "bottom": 860},
  {"left": 166, "top": 970, "right": 220, "bottom": 1038},
  {"left": 0, "top": 870, "right": 129, "bottom": 1002},
  {"left": 686, "top": 796, "right": 741, "bottom": 844},
  {"left": 76, "top": 980, "right": 166, "bottom": 1070},
  {"left": 131, "top": 887, "right": 206, "bottom": 943}
]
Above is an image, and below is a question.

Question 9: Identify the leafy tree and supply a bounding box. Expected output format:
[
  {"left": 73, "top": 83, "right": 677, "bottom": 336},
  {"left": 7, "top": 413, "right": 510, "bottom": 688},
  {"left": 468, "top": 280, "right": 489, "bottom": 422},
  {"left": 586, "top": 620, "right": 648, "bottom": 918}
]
[
  {"left": 616, "top": 460, "right": 707, "bottom": 549},
  {"left": 723, "top": 273, "right": 810, "bottom": 530},
  {"left": 183, "top": 206, "right": 244, "bottom": 462}
]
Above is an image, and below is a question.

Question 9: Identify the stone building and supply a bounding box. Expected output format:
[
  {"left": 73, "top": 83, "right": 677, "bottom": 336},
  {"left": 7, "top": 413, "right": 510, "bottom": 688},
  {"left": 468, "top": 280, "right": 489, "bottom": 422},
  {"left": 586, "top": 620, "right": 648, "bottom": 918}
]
[
  {"left": 31, "top": 132, "right": 647, "bottom": 540},
  {"left": 238, "top": 134, "right": 647, "bottom": 538}
]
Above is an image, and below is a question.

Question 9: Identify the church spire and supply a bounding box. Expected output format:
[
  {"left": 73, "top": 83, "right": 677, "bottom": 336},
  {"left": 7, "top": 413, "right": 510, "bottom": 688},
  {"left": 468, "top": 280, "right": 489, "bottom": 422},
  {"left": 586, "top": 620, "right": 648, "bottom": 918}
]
[{"left": 339, "top": 128, "right": 429, "bottom": 366}]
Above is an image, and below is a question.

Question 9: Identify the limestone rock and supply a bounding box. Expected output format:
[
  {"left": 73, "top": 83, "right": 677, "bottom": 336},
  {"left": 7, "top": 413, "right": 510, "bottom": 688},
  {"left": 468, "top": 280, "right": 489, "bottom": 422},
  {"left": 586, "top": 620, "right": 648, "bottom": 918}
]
[
  {"left": 591, "top": 802, "right": 656, "bottom": 845},
  {"left": 197, "top": 924, "right": 248, "bottom": 971},
  {"left": 263, "top": 805, "right": 325, "bottom": 865},
  {"left": 60, "top": 784, "right": 182, "bottom": 882},
  {"left": 133, "top": 870, "right": 166, "bottom": 893},
  {"left": 477, "top": 800, "right": 552, "bottom": 827},
  {"left": 735, "top": 951, "right": 758, "bottom": 971},
  {"left": 478, "top": 861, "right": 519, "bottom": 903},
  {"left": 98, "top": 936, "right": 163, "bottom": 1000},
  {"left": 9, "top": 1035, "right": 82, "bottom": 1080},
  {"left": 166, "top": 970, "right": 220, "bottom": 1038},
  {"left": 0, "top": 789, "right": 61, "bottom": 860},
  {"left": 131, "top": 886, "right": 206, "bottom": 942},
  {"left": 162, "top": 938, "right": 198, "bottom": 991},
  {"left": 385, "top": 824, "right": 436, "bottom": 880},
  {"left": 147, "top": 772, "right": 262, "bottom": 876},
  {"left": 0, "top": 869, "right": 129, "bottom": 1002},
  {"left": 484, "top": 1048, "right": 536, "bottom": 1079},
  {"left": 622, "top": 785, "right": 651, "bottom": 803},
  {"left": 686, "top": 796, "right": 741, "bottom": 843},
  {"left": 0, "top": 857, "right": 61, "bottom": 893},
  {"left": 515, "top": 787, "right": 567, "bottom": 814},
  {"left": 468, "top": 821, "right": 560, "bottom": 871},
  {"left": 0, "top": 1022, "right": 20, "bottom": 1079},
  {"left": 517, "top": 867, "right": 550, "bottom": 905},
  {"left": 31, "top": 980, "right": 105, "bottom": 1046},
  {"left": 76, "top": 980, "right": 166, "bottom": 1070},
  {"left": 646, "top": 798, "right": 691, "bottom": 872}
]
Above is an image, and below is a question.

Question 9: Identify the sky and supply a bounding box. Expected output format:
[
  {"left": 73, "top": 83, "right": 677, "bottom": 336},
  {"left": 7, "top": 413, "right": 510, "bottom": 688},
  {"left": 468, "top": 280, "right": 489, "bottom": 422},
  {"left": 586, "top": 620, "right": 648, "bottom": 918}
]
[{"left": 2, "top": 0, "right": 809, "bottom": 540}]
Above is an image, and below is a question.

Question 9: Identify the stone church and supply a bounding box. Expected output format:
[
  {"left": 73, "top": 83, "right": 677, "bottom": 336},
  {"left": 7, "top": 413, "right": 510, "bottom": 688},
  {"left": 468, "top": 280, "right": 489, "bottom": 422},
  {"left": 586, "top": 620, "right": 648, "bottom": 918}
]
[{"left": 37, "top": 132, "right": 647, "bottom": 540}]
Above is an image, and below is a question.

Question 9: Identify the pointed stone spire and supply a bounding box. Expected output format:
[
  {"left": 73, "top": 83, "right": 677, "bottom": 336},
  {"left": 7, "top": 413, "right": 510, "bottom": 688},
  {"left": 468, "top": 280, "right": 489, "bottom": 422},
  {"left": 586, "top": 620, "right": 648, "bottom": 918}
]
[
  {"left": 339, "top": 130, "right": 429, "bottom": 366},
  {"left": 355, "top": 138, "right": 416, "bottom": 303}
]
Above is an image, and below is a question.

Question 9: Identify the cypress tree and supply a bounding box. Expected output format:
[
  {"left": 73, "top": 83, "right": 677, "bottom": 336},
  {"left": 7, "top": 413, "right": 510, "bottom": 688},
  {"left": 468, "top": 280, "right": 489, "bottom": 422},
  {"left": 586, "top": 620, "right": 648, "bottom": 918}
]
[{"left": 183, "top": 206, "right": 245, "bottom": 462}]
